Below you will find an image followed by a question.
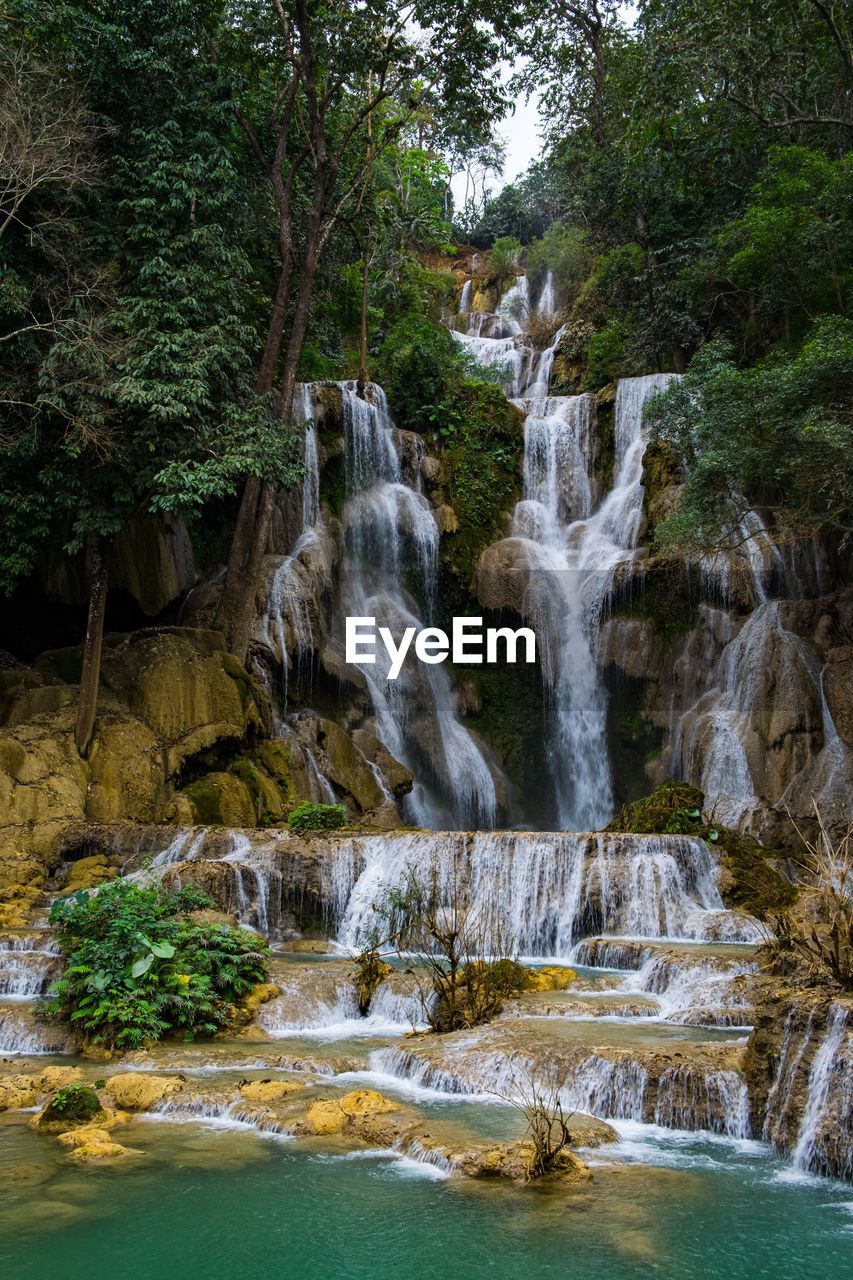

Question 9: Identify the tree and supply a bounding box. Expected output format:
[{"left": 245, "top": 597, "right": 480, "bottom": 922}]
[
  {"left": 646, "top": 316, "right": 853, "bottom": 550},
  {"left": 369, "top": 857, "right": 527, "bottom": 1032},
  {"left": 209, "top": 0, "right": 509, "bottom": 661},
  {"left": 499, "top": 1064, "right": 577, "bottom": 1181},
  {"left": 0, "top": 2, "right": 302, "bottom": 753}
]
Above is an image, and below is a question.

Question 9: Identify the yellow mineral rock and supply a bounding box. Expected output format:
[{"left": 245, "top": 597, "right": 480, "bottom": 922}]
[{"left": 105, "top": 1072, "right": 185, "bottom": 1111}]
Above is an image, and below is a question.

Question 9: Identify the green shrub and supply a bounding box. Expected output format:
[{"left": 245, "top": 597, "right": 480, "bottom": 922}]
[
  {"left": 40, "top": 879, "right": 270, "bottom": 1050},
  {"left": 489, "top": 235, "right": 522, "bottom": 276},
  {"left": 289, "top": 801, "right": 347, "bottom": 831},
  {"left": 586, "top": 317, "right": 632, "bottom": 390},
  {"left": 524, "top": 223, "right": 591, "bottom": 293},
  {"left": 40, "top": 1083, "right": 103, "bottom": 1125}
]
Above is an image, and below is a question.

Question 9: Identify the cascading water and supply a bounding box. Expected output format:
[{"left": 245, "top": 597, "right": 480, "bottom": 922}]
[
  {"left": 790, "top": 1005, "right": 853, "bottom": 1178},
  {"left": 256, "top": 378, "right": 498, "bottom": 829},
  {"left": 452, "top": 272, "right": 675, "bottom": 829},
  {"left": 323, "top": 829, "right": 760, "bottom": 953}
]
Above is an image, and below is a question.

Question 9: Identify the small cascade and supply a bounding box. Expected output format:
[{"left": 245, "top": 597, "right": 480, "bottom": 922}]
[
  {"left": 256, "top": 972, "right": 423, "bottom": 1038},
  {"left": 372, "top": 1040, "right": 751, "bottom": 1138},
  {"left": 790, "top": 1004, "right": 853, "bottom": 1178},
  {"left": 653, "top": 1065, "right": 751, "bottom": 1137},
  {"left": 329, "top": 830, "right": 760, "bottom": 953},
  {"left": 0, "top": 1002, "right": 74, "bottom": 1054},
  {"left": 220, "top": 833, "right": 283, "bottom": 937},
  {"left": 0, "top": 930, "right": 62, "bottom": 999}
]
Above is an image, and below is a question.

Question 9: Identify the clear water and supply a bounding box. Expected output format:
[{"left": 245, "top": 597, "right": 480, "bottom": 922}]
[{"left": 2, "top": 1111, "right": 852, "bottom": 1280}]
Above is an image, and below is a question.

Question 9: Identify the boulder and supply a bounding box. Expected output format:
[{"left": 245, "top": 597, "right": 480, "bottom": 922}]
[
  {"left": 475, "top": 538, "right": 533, "bottom": 615},
  {"left": 67, "top": 1133, "right": 140, "bottom": 1162},
  {"left": 240, "top": 983, "right": 281, "bottom": 1018},
  {"left": 237, "top": 1080, "right": 304, "bottom": 1104},
  {"left": 304, "top": 1089, "right": 400, "bottom": 1137},
  {"left": 38, "top": 1067, "right": 84, "bottom": 1092},
  {"left": 0, "top": 1074, "right": 37, "bottom": 1111},
  {"left": 105, "top": 1073, "right": 185, "bottom": 1112},
  {"left": 523, "top": 966, "right": 578, "bottom": 992}
]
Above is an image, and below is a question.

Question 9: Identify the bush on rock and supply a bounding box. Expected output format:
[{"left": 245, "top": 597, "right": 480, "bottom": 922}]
[
  {"left": 288, "top": 802, "right": 347, "bottom": 831},
  {"left": 40, "top": 879, "right": 270, "bottom": 1049}
]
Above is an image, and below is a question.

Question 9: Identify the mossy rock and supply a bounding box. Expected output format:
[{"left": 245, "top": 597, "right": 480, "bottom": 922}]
[
  {"left": 39, "top": 1084, "right": 103, "bottom": 1129},
  {"left": 715, "top": 828, "right": 798, "bottom": 919},
  {"left": 607, "top": 782, "right": 797, "bottom": 919},
  {"left": 607, "top": 782, "right": 706, "bottom": 834},
  {"left": 608, "top": 555, "right": 696, "bottom": 642},
  {"left": 182, "top": 772, "right": 257, "bottom": 827},
  {"left": 440, "top": 386, "right": 525, "bottom": 586},
  {"left": 229, "top": 757, "right": 285, "bottom": 823}
]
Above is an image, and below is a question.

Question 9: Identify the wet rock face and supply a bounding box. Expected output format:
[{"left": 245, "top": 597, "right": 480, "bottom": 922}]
[
  {"left": 375, "top": 1021, "right": 750, "bottom": 1137},
  {"left": 0, "top": 629, "right": 418, "bottom": 920},
  {"left": 744, "top": 985, "right": 853, "bottom": 1178},
  {"left": 824, "top": 644, "right": 853, "bottom": 746}
]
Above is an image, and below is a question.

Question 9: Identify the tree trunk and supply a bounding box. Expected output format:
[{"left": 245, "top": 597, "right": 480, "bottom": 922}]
[
  {"left": 357, "top": 239, "right": 372, "bottom": 396},
  {"left": 75, "top": 539, "right": 108, "bottom": 758},
  {"left": 215, "top": 238, "right": 323, "bottom": 662}
]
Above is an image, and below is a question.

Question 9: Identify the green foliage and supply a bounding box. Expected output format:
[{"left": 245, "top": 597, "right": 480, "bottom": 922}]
[
  {"left": 288, "top": 802, "right": 347, "bottom": 832},
  {"left": 0, "top": 1, "right": 304, "bottom": 596},
  {"left": 488, "top": 236, "right": 522, "bottom": 276},
  {"left": 39, "top": 1083, "right": 103, "bottom": 1125},
  {"left": 524, "top": 223, "right": 591, "bottom": 295},
  {"left": 586, "top": 317, "right": 631, "bottom": 389},
  {"left": 647, "top": 317, "right": 853, "bottom": 549},
  {"left": 40, "top": 879, "right": 270, "bottom": 1049},
  {"left": 378, "top": 318, "right": 472, "bottom": 437},
  {"left": 441, "top": 384, "right": 525, "bottom": 582}
]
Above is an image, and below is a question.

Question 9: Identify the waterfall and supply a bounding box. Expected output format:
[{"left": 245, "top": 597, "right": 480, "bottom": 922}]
[
  {"left": 335, "top": 382, "right": 497, "bottom": 829},
  {"left": 669, "top": 597, "right": 853, "bottom": 827},
  {"left": 537, "top": 271, "right": 557, "bottom": 316},
  {"left": 510, "top": 375, "right": 674, "bottom": 829},
  {"left": 790, "top": 1005, "right": 853, "bottom": 1178},
  {"left": 255, "top": 388, "right": 324, "bottom": 695},
  {"left": 329, "top": 830, "right": 760, "bottom": 953},
  {"left": 450, "top": 274, "right": 677, "bottom": 830},
  {"left": 459, "top": 279, "right": 472, "bottom": 312},
  {"left": 255, "top": 378, "right": 499, "bottom": 829}
]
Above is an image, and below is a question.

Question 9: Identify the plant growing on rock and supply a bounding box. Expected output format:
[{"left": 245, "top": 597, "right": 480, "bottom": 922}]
[
  {"left": 351, "top": 929, "right": 395, "bottom": 1016},
  {"left": 40, "top": 879, "right": 270, "bottom": 1049},
  {"left": 288, "top": 802, "right": 347, "bottom": 832},
  {"left": 771, "top": 805, "right": 853, "bottom": 990},
  {"left": 40, "top": 1082, "right": 103, "bottom": 1126},
  {"left": 498, "top": 1064, "right": 577, "bottom": 1182},
  {"left": 373, "top": 858, "right": 526, "bottom": 1032}
]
